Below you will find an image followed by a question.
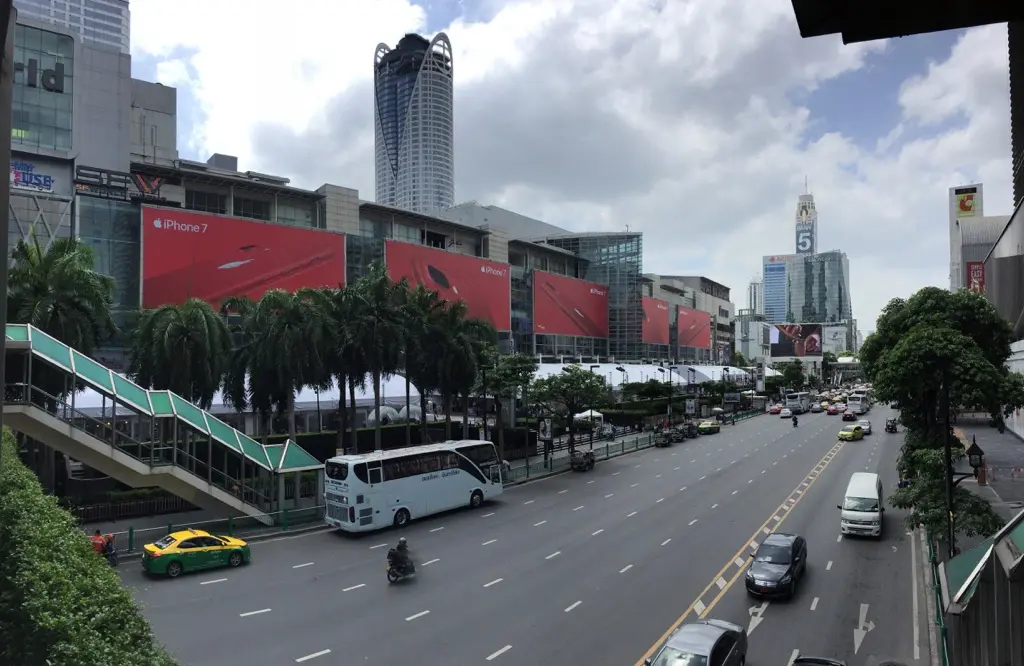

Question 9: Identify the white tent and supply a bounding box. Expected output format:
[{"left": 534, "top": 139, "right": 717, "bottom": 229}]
[
  {"left": 574, "top": 409, "right": 604, "bottom": 422},
  {"left": 535, "top": 363, "right": 689, "bottom": 391}
]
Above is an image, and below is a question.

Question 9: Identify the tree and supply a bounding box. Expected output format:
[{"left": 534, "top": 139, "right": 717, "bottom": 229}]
[
  {"left": 129, "top": 299, "right": 232, "bottom": 409},
  {"left": 398, "top": 285, "right": 447, "bottom": 446},
  {"left": 731, "top": 350, "right": 750, "bottom": 367},
  {"left": 484, "top": 352, "right": 538, "bottom": 460},
  {"left": 432, "top": 302, "right": 495, "bottom": 440},
  {"left": 531, "top": 365, "right": 608, "bottom": 454},
  {"left": 820, "top": 351, "right": 837, "bottom": 387},
  {"left": 779, "top": 360, "right": 804, "bottom": 391}
]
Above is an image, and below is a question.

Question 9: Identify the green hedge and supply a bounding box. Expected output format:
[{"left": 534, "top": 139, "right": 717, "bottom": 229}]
[{"left": 0, "top": 428, "right": 177, "bottom": 666}]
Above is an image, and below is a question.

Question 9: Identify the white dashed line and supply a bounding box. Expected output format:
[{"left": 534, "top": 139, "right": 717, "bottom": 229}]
[
  {"left": 342, "top": 583, "right": 366, "bottom": 592},
  {"left": 592, "top": 529, "right": 604, "bottom": 536},
  {"left": 612, "top": 472, "right": 620, "bottom": 476},
  {"left": 748, "top": 479, "right": 753, "bottom": 484},
  {"left": 628, "top": 511, "right": 638, "bottom": 517},
  {"left": 826, "top": 560, "right": 833, "bottom": 570},
  {"left": 487, "top": 646, "right": 512, "bottom": 661},
  {"left": 691, "top": 459, "right": 697, "bottom": 463},
  {"left": 482, "top": 512, "right": 495, "bottom": 518},
  {"left": 482, "top": 539, "right": 497, "bottom": 546},
  {"left": 605, "top": 493, "right": 614, "bottom": 499},
  {"left": 292, "top": 562, "right": 314, "bottom": 569},
  {"left": 523, "top": 500, "right": 535, "bottom": 505},
  {"left": 369, "top": 543, "right": 388, "bottom": 550},
  {"left": 810, "top": 597, "right": 819, "bottom": 611},
  {"left": 296, "top": 649, "right": 331, "bottom": 663},
  {"left": 674, "top": 466, "right": 681, "bottom": 471},
  {"left": 423, "top": 558, "right": 440, "bottom": 566},
  {"left": 716, "top": 576, "right": 728, "bottom": 590},
  {"left": 837, "top": 535, "right": 843, "bottom": 542},
  {"left": 635, "top": 464, "right": 642, "bottom": 468},
  {"left": 573, "top": 506, "right": 584, "bottom": 511},
  {"left": 712, "top": 503, "right": 719, "bottom": 509},
  {"left": 631, "top": 483, "right": 639, "bottom": 488},
  {"left": 619, "top": 564, "right": 633, "bottom": 574},
  {"left": 761, "top": 470, "right": 766, "bottom": 474},
  {"left": 732, "top": 490, "right": 738, "bottom": 495},
  {"left": 655, "top": 474, "right": 662, "bottom": 478},
  {"left": 564, "top": 601, "right": 582, "bottom": 613},
  {"left": 545, "top": 551, "right": 562, "bottom": 561},
  {"left": 430, "top": 527, "right": 444, "bottom": 532},
  {"left": 656, "top": 498, "right": 665, "bottom": 503},
  {"left": 699, "top": 476, "right": 707, "bottom": 481},
  {"left": 405, "top": 610, "right": 430, "bottom": 622},
  {"left": 787, "top": 649, "right": 799, "bottom": 666},
  {"left": 558, "top": 490, "right": 568, "bottom": 494},
  {"left": 534, "top": 520, "right": 547, "bottom": 527},
  {"left": 661, "top": 538, "right": 672, "bottom": 546},
  {"left": 689, "top": 519, "right": 698, "bottom": 526},
  {"left": 483, "top": 578, "right": 503, "bottom": 588},
  {"left": 239, "top": 608, "right": 271, "bottom": 617},
  {"left": 587, "top": 480, "right": 596, "bottom": 484},
  {"left": 716, "top": 467, "right": 722, "bottom": 473},
  {"left": 200, "top": 578, "right": 227, "bottom": 585}
]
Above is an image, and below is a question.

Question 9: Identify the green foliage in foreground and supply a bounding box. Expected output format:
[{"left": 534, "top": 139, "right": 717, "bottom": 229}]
[{"left": 0, "top": 429, "right": 177, "bottom": 666}]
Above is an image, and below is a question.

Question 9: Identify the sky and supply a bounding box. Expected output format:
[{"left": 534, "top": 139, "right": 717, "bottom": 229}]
[{"left": 128, "top": 0, "right": 1016, "bottom": 337}]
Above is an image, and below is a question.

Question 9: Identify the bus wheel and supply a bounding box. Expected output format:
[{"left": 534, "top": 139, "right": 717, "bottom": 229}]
[
  {"left": 470, "top": 490, "right": 484, "bottom": 509},
  {"left": 393, "top": 509, "right": 411, "bottom": 528}
]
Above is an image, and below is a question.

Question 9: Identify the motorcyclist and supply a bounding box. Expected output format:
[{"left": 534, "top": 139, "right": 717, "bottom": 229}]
[
  {"left": 102, "top": 534, "right": 117, "bottom": 564},
  {"left": 388, "top": 537, "right": 413, "bottom": 574},
  {"left": 792, "top": 414, "right": 799, "bottom": 427}
]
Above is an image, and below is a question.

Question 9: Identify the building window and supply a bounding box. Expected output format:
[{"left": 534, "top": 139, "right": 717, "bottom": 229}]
[
  {"left": 12, "top": 25, "right": 75, "bottom": 152},
  {"left": 277, "top": 199, "right": 314, "bottom": 228},
  {"left": 185, "top": 189, "right": 227, "bottom": 215},
  {"left": 76, "top": 197, "right": 140, "bottom": 329},
  {"left": 233, "top": 196, "right": 271, "bottom": 221}
]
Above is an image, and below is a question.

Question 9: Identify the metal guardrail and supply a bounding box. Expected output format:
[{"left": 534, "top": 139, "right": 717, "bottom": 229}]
[
  {"left": 503, "top": 434, "right": 656, "bottom": 484},
  {"left": 928, "top": 536, "right": 952, "bottom": 666}
]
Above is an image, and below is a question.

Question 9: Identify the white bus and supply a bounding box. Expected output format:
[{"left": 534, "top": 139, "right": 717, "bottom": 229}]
[
  {"left": 847, "top": 394, "right": 870, "bottom": 415},
  {"left": 324, "top": 440, "right": 505, "bottom": 532},
  {"left": 785, "top": 391, "right": 811, "bottom": 414}
]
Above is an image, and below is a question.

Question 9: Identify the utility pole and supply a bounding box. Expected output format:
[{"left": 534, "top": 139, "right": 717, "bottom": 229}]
[
  {"left": 942, "top": 373, "right": 956, "bottom": 558},
  {"left": 0, "top": 1, "right": 17, "bottom": 480}
]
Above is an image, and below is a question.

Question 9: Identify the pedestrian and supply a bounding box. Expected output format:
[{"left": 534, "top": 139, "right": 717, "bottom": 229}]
[{"left": 90, "top": 529, "right": 106, "bottom": 553}]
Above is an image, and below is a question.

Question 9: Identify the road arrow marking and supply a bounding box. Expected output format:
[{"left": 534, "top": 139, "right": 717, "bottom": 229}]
[
  {"left": 853, "top": 603, "right": 875, "bottom": 654},
  {"left": 748, "top": 600, "right": 769, "bottom": 634}
]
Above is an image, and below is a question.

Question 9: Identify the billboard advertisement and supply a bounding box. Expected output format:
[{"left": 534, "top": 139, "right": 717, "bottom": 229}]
[
  {"left": 141, "top": 207, "right": 346, "bottom": 310},
  {"left": 770, "top": 324, "right": 823, "bottom": 358},
  {"left": 967, "top": 261, "right": 986, "bottom": 294},
  {"left": 955, "top": 188, "right": 977, "bottom": 218},
  {"left": 385, "top": 240, "right": 512, "bottom": 331},
  {"left": 532, "top": 271, "right": 609, "bottom": 338},
  {"left": 822, "top": 325, "right": 848, "bottom": 355},
  {"left": 642, "top": 297, "right": 670, "bottom": 345},
  {"left": 677, "top": 307, "right": 712, "bottom": 349}
]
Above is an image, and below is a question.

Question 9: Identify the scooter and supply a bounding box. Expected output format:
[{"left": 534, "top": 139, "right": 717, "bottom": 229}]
[
  {"left": 385, "top": 552, "right": 415, "bottom": 583},
  {"left": 105, "top": 548, "right": 119, "bottom": 567},
  {"left": 792, "top": 418, "right": 799, "bottom": 428}
]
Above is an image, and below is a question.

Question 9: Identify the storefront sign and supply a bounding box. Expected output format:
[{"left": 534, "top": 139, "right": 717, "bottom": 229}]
[
  {"left": 10, "top": 160, "right": 54, "bottom": 192},
  {"left": 75, "top": 165, "right": 170, "bottom": 203},
  {"left": 14, "top": 59, "right": 65, "bottom": 93}
]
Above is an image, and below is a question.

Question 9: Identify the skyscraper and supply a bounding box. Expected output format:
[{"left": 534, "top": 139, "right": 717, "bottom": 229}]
[
  {"left": 746, "top": 278, "right": 763, "bottom": 315},
  {"left": 784, "top": 251, "right": 853, "bottom": 323},
  {"left": 13, "top": 0, "right": 130, "bottom": 54},
  {"left": 762, "top": 255, "right": 794, "bottom": 323},
  {"left": 795, "top": 193, "right": 818, "bottom": 255},
  {"left": 373, "top": 33, "right": 455, "bottom": 216}
]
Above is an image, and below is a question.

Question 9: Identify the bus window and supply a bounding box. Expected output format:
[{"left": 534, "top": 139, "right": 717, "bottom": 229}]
[
  {"left": 463, "top": 444, "right": 498, "bottom": 468},
  {"left": 353, "top": 463, "right": 369, "bottom": 484},
  {"left": 368, "top": 467, "right": 382, "bottom": 485},
  {"left": 326, "top": 462, "right": 348, "bottom": 481}
]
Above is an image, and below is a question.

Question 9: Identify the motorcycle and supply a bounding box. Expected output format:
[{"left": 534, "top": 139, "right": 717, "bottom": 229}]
[
  {"left": 385, "top": 551, "right": 415, "bottom": 583},
  {"left": 105, "top": 547, "right": 119, "bottom": 567},
  {"left": 792, "top": 418, "right": 799, "bottom": 428},
  {"left": 570, "top": 449, "right": 596, "bottom": 471}
]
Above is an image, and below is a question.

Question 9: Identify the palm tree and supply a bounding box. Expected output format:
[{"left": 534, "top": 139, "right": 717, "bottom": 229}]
[
  {"left": 7, "top": 236, "right": 116, "bottom": 355},
  {"left": 400, "top": 285, "right": 447, "bottom": 446},
  {"left": 347, "top": 264, "right": 406, "bottom": 451},
  {"left": 433, "top": 302, "right": 495, "bottom": 440},
  {"left": 128, "top": 299, "right": 232, "bottom": 409}
]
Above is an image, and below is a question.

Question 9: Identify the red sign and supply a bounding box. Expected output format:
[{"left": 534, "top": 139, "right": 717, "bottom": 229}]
[
  {"left": 532, "top": 271, "right": 609, "bottom": 338},
  {"left": 642, "top": 297, "right": 670, "bottom": 345},
  {"left": 967, "top": 261, "right": 986, "bottom": 294},
  {"left": 141, "top": 207, "right": 346, "bottom": 309},
  {"left": 385, "top": 240, "right": 511, "bottom": 330},
  {"left": 677, "top": 307, "right": 712, "bottom": 349}
]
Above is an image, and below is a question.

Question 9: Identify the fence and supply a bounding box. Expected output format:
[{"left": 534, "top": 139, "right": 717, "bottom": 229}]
[
  {"left": 503, "top": 434, "right": 656, "bottom": 484},
  {"left": 928, "top": 536, "right": 952, "bottom": 666}
]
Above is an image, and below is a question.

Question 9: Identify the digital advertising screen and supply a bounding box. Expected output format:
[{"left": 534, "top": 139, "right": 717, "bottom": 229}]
[
  {"left": 642, "top": 296, "right": 670, "bottom": 345},
  {"left": 141, "top": 206, "right": 346, "bottom": 310},
  {"left": 532, "top": 271, "right": 609, "bottom": 338},
  {"left": 385, "top": 240, "right": 512, "bottom": 331},
  {"left": 676, "top": 307, "right": 712, "bottom": 349},
  {"left": 770, "top": 323, "right": 823, "bottom": 358},
  {"left": 822, "top": 325, "right": 848, "bottom": 355}
]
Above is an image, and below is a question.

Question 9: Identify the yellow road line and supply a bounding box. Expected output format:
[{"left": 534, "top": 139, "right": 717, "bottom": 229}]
[{"left": 634, "top": 440, "right": 847, "bottom": 665}]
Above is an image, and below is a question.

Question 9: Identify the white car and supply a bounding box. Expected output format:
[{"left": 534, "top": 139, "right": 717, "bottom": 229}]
[
  {"left": 858, "top": 420, "right": 872, "bottom": 435},
  {"left": 780, "top": 408, "right": 793, "bottom": 418}
]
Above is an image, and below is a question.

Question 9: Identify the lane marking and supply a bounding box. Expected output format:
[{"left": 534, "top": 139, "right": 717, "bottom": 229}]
[
  {"left": 483, "top": 578, "right": 503, "bottom": 588},
  {"left": 239, "top": 608, "right": 271, "bottom": 617},
  {"left": 482, "top": 539, "right": 497, "bottom": 546},
  {"left": 810, "top": 597, "right": 819, "bottom": 611},
  {"left": 635, "top": 440, "right": 846, "bottom": 665},
  {"left": 716, "top": 468, "right": 722, "bottom": 473},
  {"left": 631, "top": 483, "right": 639, "bottom": 488},
  {"left": 486, "top": 646, "right": 512, "bottom": 661},
  {"left": 732, "top": 490, "right": 738, "bottom": 495},
  {"left": 605, "top": 493, "right": 614, "bottom": 498},
  {"left": 546, "top": 551, "right": 561, "bottom": 560},
  {"left": 592, "top": 529, "right": 604, "bottom": 536},
  {"left": 699, "top": 476, "right": 706, "bottom": 481},
  {"left": 430, "top": 527, "right": 445, "bottom": 532},
  {"left": 534, "top": 520, "right": 547, "bottom": 527},
  {"left": 787, "top": 649, "right": 799, "bottom": 666},
  {"left": 405, "top": 610, "right": 430, "bottom": 622},
  {"left": 523, "top": 500, "right": 535, "bottom": 505},
  {"left": 715, "top": 576, "right": 728, "bottom": 590},
  {"left": 837, "top": 535, "right": 842, "bottom": 543},
  {"left": 712, "top": 504, "right": 719, "bottom": 509},
  {"left": 587, "top": 480, "right": 596, "bottom": 484},
  {"left": 292, "top": 562, "right": 314, "bottom": 569},
  {"left": 564, "top": 601, "right": 582, "bottom": 613},
  {"left": 612, "top": 472, "right": 620, "bottom": 476},
  {"left": 734, "top": 557, "right": 745, "bottom": 568},
  {"left": 200, "top": 578, "right": 227, "bottom": 585},
  {"left": 423, "top": 558, "right": 440, "bottom": 566},
  {"left": 656, "top": 498, "right": 665, "bottom": 503},
  {"left": 748, "top": 479, "right": 753, "bottom": 484},
  {"left": 558, "top": 490, "right": 568, "bottom": 494},
  {"left": 911, "top": 527, "right": 922, "bottom": 660},
  {"left": 482, "top": 512, "right": 495, "bottom": 518},
  {"left": 655, "top": 474, "right": 662, "bottom": 478},
  {"left": 369, "top": 543, "right": 388, "bottom": 550},
  {"left": 628, "top": 511, "right": 638, "bottom": 517},
  {"left": 674, "top": 466, "right": 681, "bottom": 471},
  {"left": 689, "top": 519, "right": 698, "bottom": 526},
  {"left": 342, "top": 583, "right": 366, "bottom": 592},
  {"left": 573, "top": 505, "right": 584, "bottom": 512},
  {"left": 826, "top": 560, "right": 833, "bottom": 571},
  {"left": 619, "top": 564, "right": 633, "bottom": 574},
  {"left": 661, "top": 538, "right": 672, "bottom": 546},
  {"left": 296, "top": 649, "right": 331, "bottom": 663},
  {"left": 680, "top": 486, "right": 687, "bottom": 491}
]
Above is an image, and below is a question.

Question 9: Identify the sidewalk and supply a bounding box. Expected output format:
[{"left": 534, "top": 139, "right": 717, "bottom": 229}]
[{"left": 953, "top": 423, "right": 1024, "bottom": 521}]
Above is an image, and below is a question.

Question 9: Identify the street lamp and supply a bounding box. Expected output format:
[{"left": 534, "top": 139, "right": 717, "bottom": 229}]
[
  {"left": 668, "top": 365, "right": 681, "bottom": 424},
  {"left": 589, "top": 364, "right": 600, "bottom": 447},
  {"left": 943, "top": 435, "right": 986, "bottom": 557}
]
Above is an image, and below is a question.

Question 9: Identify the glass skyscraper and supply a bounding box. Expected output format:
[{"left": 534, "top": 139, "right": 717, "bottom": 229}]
[
  {"left": 784, "top": 251, "right": 852, "bottom": 323},
  {"left": 762, "top": 255, "right": 792, "bottom": 323},
  {"left": 373, "top": 33, "right": 455, "bottom": 216}
]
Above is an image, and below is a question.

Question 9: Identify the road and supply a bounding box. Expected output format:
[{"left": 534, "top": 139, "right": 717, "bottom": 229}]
[{"left": 120, "top": 408, "right": 930, "bottom": 666}]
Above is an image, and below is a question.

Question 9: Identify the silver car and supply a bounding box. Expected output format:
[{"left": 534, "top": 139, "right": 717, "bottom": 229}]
[
  {"left": 644, "top": 618, "right": 747, "bottom": 666},
  {"left": 857, "top": 420, "right": 872, "bottom": 435}
]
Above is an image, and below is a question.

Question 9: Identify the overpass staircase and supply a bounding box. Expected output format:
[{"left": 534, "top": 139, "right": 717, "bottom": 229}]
[{"left": 3, "top": 324, "right": 323, "bottom": 525}]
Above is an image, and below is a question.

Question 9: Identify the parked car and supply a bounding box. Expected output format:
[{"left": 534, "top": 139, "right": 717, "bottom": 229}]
[{"left": 142, "top": 528, "right": 251, "bottom": 578}]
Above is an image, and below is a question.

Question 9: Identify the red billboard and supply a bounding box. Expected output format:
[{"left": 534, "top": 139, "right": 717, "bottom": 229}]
[
  {"left": 677, "top": 307, "right": 712, "bottom": 349},
  {"left": 532, "top": 271, "right": 609, "bottom": 338},
  {"left": 385, "top": 240, "right": 511, "bottom": 330},
  {"left": 967, "top": 261, "right": 986, "bottom": 294},
  {"left": 141, "top": 207, "right": 346, "bottom": 310},
  {"left": 642, "top": 297, "right": 670, "bottom": 345}
]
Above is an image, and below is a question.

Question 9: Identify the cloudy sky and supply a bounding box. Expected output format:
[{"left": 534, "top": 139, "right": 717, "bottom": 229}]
[{"left": 128, "top": 0, "right": 1015, "bottom": 335}]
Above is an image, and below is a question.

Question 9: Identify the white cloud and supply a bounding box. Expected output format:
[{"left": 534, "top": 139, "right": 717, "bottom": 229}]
[{"left": 130, "top": 0, "right": 1015, "bottom": 336}]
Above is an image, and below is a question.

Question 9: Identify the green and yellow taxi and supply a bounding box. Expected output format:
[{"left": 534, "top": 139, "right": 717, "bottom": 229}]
[
  {"left": 697, "top": 420, "right": 721, "bottom": 435},
  {"left": 837, "top": 424, "right": 864, "bottom": 441},
  {"left": 142, "top": 528, "right": 251, "bottom": 578}
]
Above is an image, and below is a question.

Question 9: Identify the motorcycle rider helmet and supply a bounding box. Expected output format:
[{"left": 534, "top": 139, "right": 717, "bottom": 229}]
[{"left": 398, "top": 537, "right": 407, "bottom": 546}]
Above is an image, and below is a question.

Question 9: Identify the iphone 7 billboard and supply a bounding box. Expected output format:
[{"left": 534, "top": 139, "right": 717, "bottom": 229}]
[{"left": 532, "top": 271, "right": 609, "bottom": 338}]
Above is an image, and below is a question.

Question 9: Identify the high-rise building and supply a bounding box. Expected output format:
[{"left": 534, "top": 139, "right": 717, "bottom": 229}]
[
  {"left": 762, "top": 254, "right": 793, "bottom": 323},
  {"left": 13, "top": 0, "right": 130, "bottom": 54},
  {"left": 947, "top": 183, "right": 1007, "bottom": 294},
  {"left": 795, "top": 193, "right": 818, "bottom": 255},
  {"left": 373, "top": 33, "right": 454, "bottom": 216},
  {"left": 784, "top": 250, "right": 853, "bottom": 324},
  {"left": 746, "top": 279, "right": 763, "bottom": 316}
]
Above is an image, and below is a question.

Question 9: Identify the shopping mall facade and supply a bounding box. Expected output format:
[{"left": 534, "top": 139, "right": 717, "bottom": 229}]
[{"left": 8, "top": 16, "right": 730, "bottom": 370}]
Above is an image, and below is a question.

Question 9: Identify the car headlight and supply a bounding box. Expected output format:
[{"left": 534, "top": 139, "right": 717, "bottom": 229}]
[
  {"left": 745, "top": 570, "right": 754, "bottom": 579},
  {"left": 780, "top": 575, "right": 792, "bottom": 585}
]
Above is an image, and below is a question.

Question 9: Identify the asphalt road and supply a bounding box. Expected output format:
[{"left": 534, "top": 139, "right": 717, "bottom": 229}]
[{"left": 121, "top": 408, "right": 930, "bottom": 666}]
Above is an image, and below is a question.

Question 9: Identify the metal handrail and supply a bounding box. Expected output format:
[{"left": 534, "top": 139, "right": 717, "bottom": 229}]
[{"left": 928, "top": 537, "right": 951, "bottom": 666}]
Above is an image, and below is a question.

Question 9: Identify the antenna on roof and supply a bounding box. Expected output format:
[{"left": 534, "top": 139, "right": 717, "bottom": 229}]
[{"left": 804, "top": 175, "right": 809, "bottom": 194}]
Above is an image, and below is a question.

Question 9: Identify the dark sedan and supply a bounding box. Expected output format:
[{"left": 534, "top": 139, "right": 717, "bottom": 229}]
[
  {"left": 644, "top": 619, "right": 747, "bottom": 666},
  {"left": 745, "top": 532, "right": 806, "bottom": 600},
  {"left": 841, "top": 410, "right": 858, "bottom": 421},
  {"left": 793, "top": 658, "right": 846, "bottom": 666}
]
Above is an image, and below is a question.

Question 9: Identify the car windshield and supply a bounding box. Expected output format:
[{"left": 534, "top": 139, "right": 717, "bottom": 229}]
[
  {"left": 859, "top": 422, "right": 870, "bottom": 427},
  {"left": 843, "top": 497, "right": 879, "bottom": 512},
  {"left": 755, "top": 544, "right": 792, "bottom": 565},
  {"left": 153, "top": 535, "right": 175, "bottom": 550},
  {"left": 842, "top": 426, "right": 857, "bottom": 432},
  {"left": 650, "top": 647, "right": 709, "bottom": 666},
  {"left": 326, "top": 462, "right": 348, "bottom": 481}
]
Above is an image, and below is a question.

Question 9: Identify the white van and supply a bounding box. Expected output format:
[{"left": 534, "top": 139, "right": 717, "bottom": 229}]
[{"left": 838, "top": 472, "right": 884, "bottom": 538}]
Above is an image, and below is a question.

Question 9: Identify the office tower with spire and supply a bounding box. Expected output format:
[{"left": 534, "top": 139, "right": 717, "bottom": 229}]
[
  {"left": 795, "top": 187, "right": 818, "bottom": 255},
  {"left": 373, "top": 33, "right": 455, "bottom": 215}
]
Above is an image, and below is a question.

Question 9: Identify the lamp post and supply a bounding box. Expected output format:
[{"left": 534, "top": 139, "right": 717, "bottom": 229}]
[
  {"left": 669, "top": 365, "right": 681, "bottom": 425},
  {"left": 589, "top": 364, "right": 600, "bottom": 447}
]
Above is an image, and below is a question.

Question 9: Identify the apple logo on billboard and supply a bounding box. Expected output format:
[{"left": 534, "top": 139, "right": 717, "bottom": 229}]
[{"left": 153, "top": 218, "right": 163, "bottom": 228}]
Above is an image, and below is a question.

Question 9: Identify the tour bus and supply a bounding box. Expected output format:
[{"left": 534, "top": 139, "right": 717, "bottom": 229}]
[
  {"left": 847, "top": 394, "right": 870, "bottom": 415},
  {"left": 785, "top": 391, "right": 811, "bottom": 414},
  {"left": 324, "top": 440, "right": 505, "bottom": 532}
]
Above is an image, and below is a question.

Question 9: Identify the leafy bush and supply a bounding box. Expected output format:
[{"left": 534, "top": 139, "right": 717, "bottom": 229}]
[{"left": 0, "top": 428, "right": 177, "bottom": 666}]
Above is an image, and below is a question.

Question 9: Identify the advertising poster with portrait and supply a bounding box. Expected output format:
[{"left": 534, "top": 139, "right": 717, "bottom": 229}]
[
  {"left": 769, "top": 324, "right": 823, "bottom": 358},
  {"left": 967, "top": 261, "right": 985, "bottom": 294}
]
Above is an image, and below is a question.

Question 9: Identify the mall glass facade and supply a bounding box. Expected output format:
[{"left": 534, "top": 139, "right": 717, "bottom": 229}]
[
  {"left": 13, "top": 24, "right": 75, "bottom": 151},
  {"left": 76, "top": 197, "right": 140, "bottom": 333},
  {"left": 784, "top": 251, "right": 852, "bottom": 324}
]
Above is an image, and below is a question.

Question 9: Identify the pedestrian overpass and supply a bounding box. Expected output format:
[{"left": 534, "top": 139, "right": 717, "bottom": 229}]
[{"left": 3, "top": 324, "right": 324, "bottom": 525}]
